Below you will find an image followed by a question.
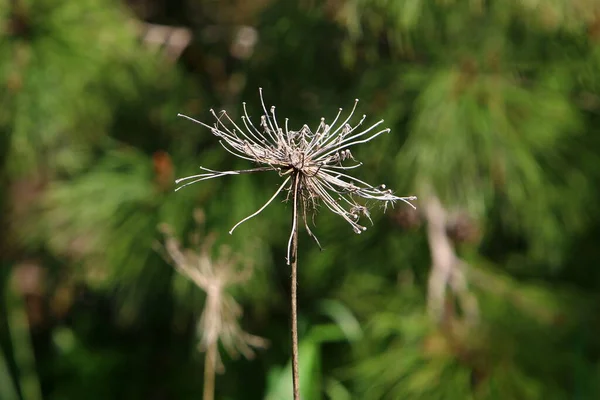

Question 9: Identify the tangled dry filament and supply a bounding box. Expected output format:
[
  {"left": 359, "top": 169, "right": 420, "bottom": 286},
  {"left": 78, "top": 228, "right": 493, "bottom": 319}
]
[{"left": 176, "top": 89, "right": 417, "bottom": 264}]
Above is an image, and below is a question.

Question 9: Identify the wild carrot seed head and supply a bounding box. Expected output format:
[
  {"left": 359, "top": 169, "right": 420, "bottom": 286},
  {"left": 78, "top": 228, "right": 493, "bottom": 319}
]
[{"left": 176, "top": 89, "right": 417, "bottom": 263}]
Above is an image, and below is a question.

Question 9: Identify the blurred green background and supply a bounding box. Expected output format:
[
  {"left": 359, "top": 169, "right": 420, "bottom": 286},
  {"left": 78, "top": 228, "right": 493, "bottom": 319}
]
[{"left": 2, "top": 0, "right": 600, "bottom": 399}]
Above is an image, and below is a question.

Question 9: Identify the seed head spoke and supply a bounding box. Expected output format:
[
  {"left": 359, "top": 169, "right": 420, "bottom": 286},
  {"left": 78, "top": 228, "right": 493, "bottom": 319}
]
[{"left": 229, "top": 176, "right": 292, "bottom": 235}]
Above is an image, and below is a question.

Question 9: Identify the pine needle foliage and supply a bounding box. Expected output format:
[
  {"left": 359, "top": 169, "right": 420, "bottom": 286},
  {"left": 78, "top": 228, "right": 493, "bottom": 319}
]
[{"left": 0, "top": 0, "right": 142, "bottom": 176}]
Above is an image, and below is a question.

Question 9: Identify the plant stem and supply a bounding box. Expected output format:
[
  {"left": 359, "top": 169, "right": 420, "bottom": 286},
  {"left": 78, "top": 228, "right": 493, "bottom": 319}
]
[
  {"left": 204, "top": 342, "right": 216, "bottom": 400},
  {"left": 291, "top": 174, "right": 300, "bottom": 400},
  {"left": 7, "top": 267, "right": 42, "bottom": 400}
]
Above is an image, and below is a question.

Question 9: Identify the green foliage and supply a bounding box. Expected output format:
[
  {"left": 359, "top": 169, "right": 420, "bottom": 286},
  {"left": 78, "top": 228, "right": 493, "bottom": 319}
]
[
  {"left": 0, "top": 0, "right": 143, "bottom": 176},
  {"left": 0, "top": 347, "right": 19, "bottom": 400}
]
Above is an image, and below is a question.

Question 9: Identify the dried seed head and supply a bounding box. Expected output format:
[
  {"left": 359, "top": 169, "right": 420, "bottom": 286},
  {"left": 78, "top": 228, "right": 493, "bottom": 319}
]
[
  {"left": 156, "top": 218, "right": 268, "bottom": 372},
  {"left": 176, "top": 90, "right": 417, "bottom": 263}
]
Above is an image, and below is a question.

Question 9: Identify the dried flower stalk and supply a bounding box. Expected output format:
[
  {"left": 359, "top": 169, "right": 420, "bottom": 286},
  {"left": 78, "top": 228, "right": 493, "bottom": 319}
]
[
  {"left": 175, "top": 90, "right": 416, "bottom": 400},
  {"left": 157, "top": 217, "right": 267, "bottom": 400}
]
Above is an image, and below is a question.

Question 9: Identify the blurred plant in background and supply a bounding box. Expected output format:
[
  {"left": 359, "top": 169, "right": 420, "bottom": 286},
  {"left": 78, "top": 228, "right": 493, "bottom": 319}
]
[
  {"left": 1, "top": 0, "right": 600, "bottom": 399},
  {"left": 157, "top": 210, "right": 268, "bottom": 400}
]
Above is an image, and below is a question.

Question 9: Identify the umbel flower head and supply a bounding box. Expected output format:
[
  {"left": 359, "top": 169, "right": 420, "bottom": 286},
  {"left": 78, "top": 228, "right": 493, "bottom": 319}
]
[
  {"left": 176, "top": 89, "right": 417, "bottom": 263},
  {"left": 157, "top": 213, "right": 268, "bottom": 372}
]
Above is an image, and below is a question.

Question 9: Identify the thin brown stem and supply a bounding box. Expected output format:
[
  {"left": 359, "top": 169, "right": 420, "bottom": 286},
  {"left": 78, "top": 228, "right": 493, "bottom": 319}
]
[
  {"left": 290, "top": 173, "right": 301, "bottom": 400},
  {"left": 203, "top": 342, "right": 217, "bottom": 400}
]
